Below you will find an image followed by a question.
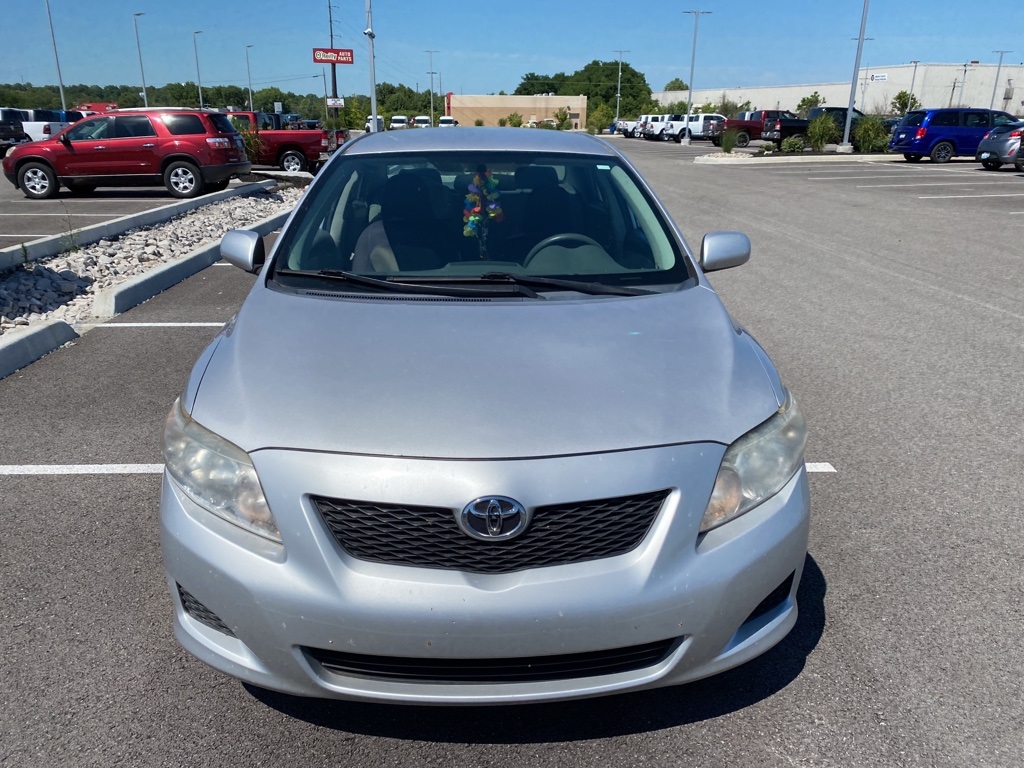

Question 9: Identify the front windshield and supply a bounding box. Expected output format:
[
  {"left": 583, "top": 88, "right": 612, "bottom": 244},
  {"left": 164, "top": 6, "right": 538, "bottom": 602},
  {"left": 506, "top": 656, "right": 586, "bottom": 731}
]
[{"left": 271, "top": 151, "right": 689, "bottom": 287}]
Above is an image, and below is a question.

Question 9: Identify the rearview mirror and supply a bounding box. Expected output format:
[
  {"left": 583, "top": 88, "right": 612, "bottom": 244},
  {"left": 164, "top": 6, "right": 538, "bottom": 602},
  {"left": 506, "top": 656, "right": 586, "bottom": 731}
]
[
  {"left": 699, "top": 231, "right": 750, "bottom": 272},
  {"left": 220, "top": 229, "right": 266, "bottom": 274}
]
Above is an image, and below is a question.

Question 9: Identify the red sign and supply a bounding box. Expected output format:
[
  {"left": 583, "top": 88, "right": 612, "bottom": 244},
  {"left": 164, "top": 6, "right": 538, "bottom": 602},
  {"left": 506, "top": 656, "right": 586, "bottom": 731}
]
[{"left": 313, "top": 48, "right": 354, "bottom": 64}]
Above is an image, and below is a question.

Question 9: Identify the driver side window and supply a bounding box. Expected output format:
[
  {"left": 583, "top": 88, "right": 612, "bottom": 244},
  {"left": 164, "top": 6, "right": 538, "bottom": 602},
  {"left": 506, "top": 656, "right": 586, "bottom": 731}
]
[{"left": 66, "top": 118, "right": 111, "bottom": 141}]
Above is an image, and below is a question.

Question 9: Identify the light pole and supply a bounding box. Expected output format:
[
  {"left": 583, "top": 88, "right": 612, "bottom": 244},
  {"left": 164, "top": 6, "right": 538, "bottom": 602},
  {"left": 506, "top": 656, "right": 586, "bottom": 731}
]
[
  {"left": 245, "top": 45, "right": 254, "bottom": 110},
  {"left": 44, "top": 0, "right": 67, "bottom": 111},
  {"left": 959, "top": 62, "right": 969, "bottom": 106},
  {"left": 852, "top": 37, "right": 874, "bottom": 110},
  {"left": 907, "top": 60, "right": 919, "bottom": 114},
  {"left": 613, "top": 49, "right": 630, "bottom": 125},
  {"left": 133, "top": 12, "right": 148, "bottom": 108},
  {"left": 192, "top": 31, "right": 204, "bottom": 109},
  {"left": 681, "top": 10, "right": 711, "bottom": 146},
  {"left": 364, "top": 0, "right": 378, "bottom": 132},
  {"left": 990, "top": 51, "right": 1011, "bottom": 109},
  {"left": 840, "top": 0, "right": 870, "bottom": 152},
  {"left": 425, "top": 50, "right": 439, "bottom": 125}
]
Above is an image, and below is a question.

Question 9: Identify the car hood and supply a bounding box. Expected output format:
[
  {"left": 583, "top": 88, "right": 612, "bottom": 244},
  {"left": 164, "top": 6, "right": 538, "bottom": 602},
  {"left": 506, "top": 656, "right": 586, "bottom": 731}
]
[{"left": 189, "top": 282, "right": 781, "bottom": 459}]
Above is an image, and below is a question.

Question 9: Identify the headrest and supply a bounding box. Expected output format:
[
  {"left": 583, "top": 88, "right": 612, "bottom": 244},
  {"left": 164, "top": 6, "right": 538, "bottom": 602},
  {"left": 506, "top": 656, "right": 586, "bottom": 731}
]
[{"left": 514, "top": 165, "right": 559, "bottom": 190}]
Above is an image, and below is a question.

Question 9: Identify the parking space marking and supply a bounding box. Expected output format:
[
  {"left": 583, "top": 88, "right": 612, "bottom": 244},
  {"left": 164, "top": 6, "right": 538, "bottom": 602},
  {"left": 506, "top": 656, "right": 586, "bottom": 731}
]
[
  {"left": 0, "top": 213, "right": 113, "bottom": 217},
  {"left": 0, "top": 462, "right": 839, "bottom": 476},
  {"left": 0, "top": 464, "right": 163, "bottom": 475},
  {"left": 857, "top": 181, "right": 1022, "bottom": 188},
  {"left": 95, "top": 322, "right": 226, "bottom": 327},
  {"left": 918, "top": 193, "right": 1024, "bottom": 199}
]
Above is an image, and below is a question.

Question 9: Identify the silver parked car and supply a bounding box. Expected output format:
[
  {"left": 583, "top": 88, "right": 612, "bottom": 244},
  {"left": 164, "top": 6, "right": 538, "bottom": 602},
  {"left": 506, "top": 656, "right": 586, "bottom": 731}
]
[
  {"left": 975, "top": 121, "right": 1023, "bottom": 170},
  {"left": 161, "top": 127, "right": 810, "bottom": 705}
]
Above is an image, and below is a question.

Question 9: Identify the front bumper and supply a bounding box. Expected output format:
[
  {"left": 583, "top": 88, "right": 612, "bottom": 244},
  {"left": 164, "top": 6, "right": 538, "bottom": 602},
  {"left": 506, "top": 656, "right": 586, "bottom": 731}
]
[{"left": 161, "top": 444, "right": 810, "bottom": 704}]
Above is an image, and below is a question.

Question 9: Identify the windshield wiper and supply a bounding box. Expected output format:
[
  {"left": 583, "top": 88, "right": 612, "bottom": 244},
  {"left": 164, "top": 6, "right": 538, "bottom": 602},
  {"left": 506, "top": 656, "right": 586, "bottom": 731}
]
[
  {"left": 275, "top": 268, "right": 543, "bottom": 299},
  {"left": 478, "top": 272, "right": 654, "bottom": 296}
]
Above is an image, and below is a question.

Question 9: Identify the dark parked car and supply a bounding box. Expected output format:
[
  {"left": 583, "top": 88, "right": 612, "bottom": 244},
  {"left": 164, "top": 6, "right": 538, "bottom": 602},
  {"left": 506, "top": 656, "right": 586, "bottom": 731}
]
[
  {"left": 975, "top": 121, "right": 1023, "bottom": 170},
  {"left": 2, "top": 108, "right": 251, "bottom": 199},
  {"left": 0, "top": 107, "right": 30, "bottom": 154},
  {"left": 889, "top": 108, "right": 1019, "bottom": 163}
]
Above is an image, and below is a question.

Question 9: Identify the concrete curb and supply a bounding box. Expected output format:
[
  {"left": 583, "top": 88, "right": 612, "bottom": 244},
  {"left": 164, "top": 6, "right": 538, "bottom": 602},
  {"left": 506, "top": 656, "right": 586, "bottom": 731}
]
[
  {"left": 694, "top": 152, "right": 889, "bottom": 165},
  {"left": 0, "top": 318, "right": 79, "bottom": 378},
  {"left": 0, "top": 179, "right": 278, "bottom": 273},
  {"left": 0, "top": 207, "right": 291, "bottom": 380}
]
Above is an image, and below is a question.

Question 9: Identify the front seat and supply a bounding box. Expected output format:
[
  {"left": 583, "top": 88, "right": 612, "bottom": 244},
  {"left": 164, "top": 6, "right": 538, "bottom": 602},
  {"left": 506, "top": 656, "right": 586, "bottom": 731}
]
[{"left": 352, "top": 172, "right": 445, "bottom": 272}]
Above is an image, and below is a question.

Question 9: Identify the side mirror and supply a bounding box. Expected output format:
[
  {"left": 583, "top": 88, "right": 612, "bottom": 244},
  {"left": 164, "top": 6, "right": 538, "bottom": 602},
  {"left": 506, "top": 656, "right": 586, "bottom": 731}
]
[
  {"left": 60, "top": 133, "right": 72, "bottom": 145},
  {"left": 699, "top": 231, "right": 750, "bottom": 272},
  {"left": 220, "top": 229, "right": 266, "bottom": 274}
]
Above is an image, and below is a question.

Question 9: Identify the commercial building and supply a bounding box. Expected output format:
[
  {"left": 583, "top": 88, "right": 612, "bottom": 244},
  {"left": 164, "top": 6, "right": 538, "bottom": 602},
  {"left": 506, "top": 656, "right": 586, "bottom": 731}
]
[
  {"left": 447, "top": 93, "right": 588, "bottom": 128},
  {"left": 654, "top": 62, "right": 1024, "bottom": 116}
]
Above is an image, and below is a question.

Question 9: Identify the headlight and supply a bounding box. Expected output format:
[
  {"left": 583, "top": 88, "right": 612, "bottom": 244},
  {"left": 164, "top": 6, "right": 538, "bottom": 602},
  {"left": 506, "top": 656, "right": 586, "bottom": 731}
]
[
  {"left": 162, "top": 397, "right": 281, "bottom": 543},
  {"left": 700, "top": 390, "right": 807, "bottom": 533}
]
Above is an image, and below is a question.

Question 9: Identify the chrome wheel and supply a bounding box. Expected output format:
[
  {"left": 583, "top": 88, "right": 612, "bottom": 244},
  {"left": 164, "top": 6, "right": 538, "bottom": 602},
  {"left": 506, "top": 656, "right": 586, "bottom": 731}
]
[
  {"left": 280, "top": 150, "right": 306, "bottom": 173},
  {"left": 164, "top": 161, "right": 203, "bottom": 199},
  {"left": 19, "top": 163, "right": 57, "bottom": 199}
]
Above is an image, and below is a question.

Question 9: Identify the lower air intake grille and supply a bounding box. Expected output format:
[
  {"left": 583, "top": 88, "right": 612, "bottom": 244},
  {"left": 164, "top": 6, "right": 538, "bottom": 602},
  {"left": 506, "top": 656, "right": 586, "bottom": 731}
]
[
  {"left": 312, "top": 490, "right": 669, "bottom": 574},
  {"left": 304, "top": 638, "right": 680, "bottom": 683},
  {"left": 177, "top": 583, "right": 235, "bottom": 637}
]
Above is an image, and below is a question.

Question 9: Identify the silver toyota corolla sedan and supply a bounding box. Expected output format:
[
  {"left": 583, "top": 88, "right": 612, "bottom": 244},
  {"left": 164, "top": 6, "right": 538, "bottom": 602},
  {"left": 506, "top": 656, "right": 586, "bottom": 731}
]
[{"left": 161, "top": 127, "right": 810, "bottom": 705}]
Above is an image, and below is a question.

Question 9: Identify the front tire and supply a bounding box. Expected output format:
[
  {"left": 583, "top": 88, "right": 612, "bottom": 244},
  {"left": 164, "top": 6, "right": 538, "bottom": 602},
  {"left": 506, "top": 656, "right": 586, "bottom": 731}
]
[
  {"left": 19, "top": 162, "right": 58, "bottom": 199},
  {"left": 164, "top": 161, "right": 204, "bottom": 198},
  {"left": 930, "top": 142, "right": 954, "bottom": 163},
  {"left": 279, "top": 150, "right": 307, "bottom": 173},
  {"left": 981, "top": 159, "right": 1002, "bottom": 170}
]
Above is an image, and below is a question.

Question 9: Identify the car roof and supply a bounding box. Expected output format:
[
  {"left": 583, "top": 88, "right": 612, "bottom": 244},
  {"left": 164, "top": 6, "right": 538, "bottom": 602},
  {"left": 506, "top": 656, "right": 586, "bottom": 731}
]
[{"left": 341, "top": 126, "right": 618, "bottom": 156}]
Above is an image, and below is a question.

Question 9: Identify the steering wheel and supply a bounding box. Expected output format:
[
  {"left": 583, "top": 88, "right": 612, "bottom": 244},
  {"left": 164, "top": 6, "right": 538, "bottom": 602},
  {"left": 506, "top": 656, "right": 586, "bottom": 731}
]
[{"left": 523, "top": 233, "right": 602, "bottom": 267}]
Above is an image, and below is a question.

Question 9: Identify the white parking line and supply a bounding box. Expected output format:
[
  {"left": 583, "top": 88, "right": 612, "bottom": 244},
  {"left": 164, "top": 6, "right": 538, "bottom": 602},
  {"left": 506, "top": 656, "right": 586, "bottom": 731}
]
[
  {"left": 95, "top": 322, "right": 225, "bottom": 327},
  {"left": 857, "top": 181, "right": 1021, "bottom": 188},
  {"left": 0, "top": 462, "right": 839, "bottom": 476},
  {"left": 918, "top": 193, "right": 1024, "bottom": 199},
  {"left": 0, "top": 213, "right": 113, "bottom": 217}
]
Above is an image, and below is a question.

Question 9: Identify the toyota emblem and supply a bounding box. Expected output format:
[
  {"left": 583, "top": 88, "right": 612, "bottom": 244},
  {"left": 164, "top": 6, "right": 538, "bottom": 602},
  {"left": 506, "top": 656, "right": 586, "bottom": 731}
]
[{"left": 458, "top": 496, "right": 531, "bottom": 541}]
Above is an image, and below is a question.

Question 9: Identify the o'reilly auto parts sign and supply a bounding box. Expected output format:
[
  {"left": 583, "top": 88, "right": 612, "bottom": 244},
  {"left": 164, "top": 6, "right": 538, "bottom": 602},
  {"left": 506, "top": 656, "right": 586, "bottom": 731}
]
[{"left": 313, "top": 48, "right": 354, "bottom": 64}]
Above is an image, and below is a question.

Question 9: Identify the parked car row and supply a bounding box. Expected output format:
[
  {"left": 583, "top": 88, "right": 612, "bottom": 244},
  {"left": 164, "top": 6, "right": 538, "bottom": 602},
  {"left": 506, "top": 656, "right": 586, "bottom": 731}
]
[
  {"left": 617, "top": 113, "right": 725, "bottom": 143},
  {"left": 1, "top": 107, "right": 88, "bottom": 153},
  {"left": 888, "top": 107, "right": 1021, "bottom": 168},
  {"left": 364, "top": 115, "right": 458, "bottom": 131}
]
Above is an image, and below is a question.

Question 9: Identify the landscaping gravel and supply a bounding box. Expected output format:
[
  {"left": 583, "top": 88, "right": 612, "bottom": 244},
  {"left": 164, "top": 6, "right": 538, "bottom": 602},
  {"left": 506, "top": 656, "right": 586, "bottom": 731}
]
[{"left": 0, "top": 185, "right": 302, "bottom": 336}]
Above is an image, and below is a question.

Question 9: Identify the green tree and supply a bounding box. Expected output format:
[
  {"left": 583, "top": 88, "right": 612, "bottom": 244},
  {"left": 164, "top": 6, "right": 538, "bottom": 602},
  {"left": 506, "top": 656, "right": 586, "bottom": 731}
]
[
  {"left": 890, "top": 90, "right": 921, "bottom": 115},
  {"left": 587, "top": 102, "right": 615, "bottom": 133},
  {"left": 664, "top": 78, "right": 688, "bottom": 91},
  {"left": 796, "top": 91, "right": 825, "bottom": 119},
  {"left": 514, "top": 72, "right": 567, "bottom": 96},
  {"left": 506, "top": 112, "right": 524, "bottom": 127},
  {"left": 515, "top": 60, "right": 653, "bottom": 121}
]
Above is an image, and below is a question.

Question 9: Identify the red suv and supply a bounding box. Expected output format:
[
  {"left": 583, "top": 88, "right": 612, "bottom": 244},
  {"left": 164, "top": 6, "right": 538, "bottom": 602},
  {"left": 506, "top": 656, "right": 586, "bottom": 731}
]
[{"left": 2, "top": 108, "right": 251, "bottom": 200}]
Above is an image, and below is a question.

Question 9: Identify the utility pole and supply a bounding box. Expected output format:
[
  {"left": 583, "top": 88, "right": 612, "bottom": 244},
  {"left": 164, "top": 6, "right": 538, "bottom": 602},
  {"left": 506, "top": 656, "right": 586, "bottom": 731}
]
[
  {"left": 327, "top": 1, "right": 338, "bottom": 119},
  {"left": 133, "top": 12, "right": 148, "bottom": 108},
  {"left": 613, "top": 49, "right": 630, "bottom": 125},
  {"left": 990, "top": 51, "right": 1011, "bottom": 109},
  {"left": 425, "top": 50, "right": 439, "bottom": 125},
  {"left": 840, "top": 0, "right": 870, "bottom": 152},
  {"left": 193, "top": 31, "right": 204, "bottom": 109},
  {"left": 681, "top": 10, "right": 711, "bottom": 146},
  {"left": 907, "top": 60, "right": 919, "bottom": 114},
  {"left": 364, "top": 0, "right": 378, "bottom": 132},
  {"left": 44, "top": 0, "right": 67, "bottom": 111}
]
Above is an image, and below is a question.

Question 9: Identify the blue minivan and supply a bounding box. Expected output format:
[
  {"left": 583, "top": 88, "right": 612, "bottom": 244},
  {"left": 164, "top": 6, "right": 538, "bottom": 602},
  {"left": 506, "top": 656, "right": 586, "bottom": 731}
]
[{"left": 889, "top": 108, "right": 1019, "bottom": 163}]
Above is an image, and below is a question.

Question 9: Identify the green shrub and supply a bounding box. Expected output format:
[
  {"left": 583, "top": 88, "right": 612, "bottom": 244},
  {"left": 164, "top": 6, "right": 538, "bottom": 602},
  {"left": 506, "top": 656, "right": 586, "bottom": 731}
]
[
  {"left": 807, "top": 114, "right": 840, "bottom": 152},
  {"left": 720, "top": 128, "right": 739, "bottom": 153},
  {"left": 781, "top": 136, "right": 806, "bottom": 154},
  {"left": 497, "top": 117, "right": 508, "bottom": 127},
  {"left": 852, "top": 115, "right": 889, "bottom": 153},
  {"left": 506, "top": 112, "right": 523, "bottom": 128},
  {"left": 474, "top": 118, "right": 484, "bottom": 127},
  {"left": 760, "top": 142, "right": 776, "bottom": 154}
]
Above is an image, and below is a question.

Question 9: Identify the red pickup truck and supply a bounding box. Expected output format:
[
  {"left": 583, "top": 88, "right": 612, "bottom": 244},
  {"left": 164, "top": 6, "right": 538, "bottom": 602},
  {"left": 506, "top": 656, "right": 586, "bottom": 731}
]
[
  {"left": 225, "top": 111, "right": 340, "bottom": 173},
  {"left": 709, "top": 110, "right": 798, "bottom": 147}
]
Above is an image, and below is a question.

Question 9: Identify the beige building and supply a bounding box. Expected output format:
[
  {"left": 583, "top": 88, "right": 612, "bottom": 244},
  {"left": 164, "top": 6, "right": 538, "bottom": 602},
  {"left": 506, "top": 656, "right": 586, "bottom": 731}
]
[{"left": 447, "top": 94, "right": 588, "bottom": 128}]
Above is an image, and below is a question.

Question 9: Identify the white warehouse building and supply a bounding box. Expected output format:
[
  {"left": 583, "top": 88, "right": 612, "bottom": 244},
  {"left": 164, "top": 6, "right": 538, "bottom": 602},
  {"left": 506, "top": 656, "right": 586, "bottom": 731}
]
[{"left": 654, "top": 62, "right": 1024, "bottom": 117}]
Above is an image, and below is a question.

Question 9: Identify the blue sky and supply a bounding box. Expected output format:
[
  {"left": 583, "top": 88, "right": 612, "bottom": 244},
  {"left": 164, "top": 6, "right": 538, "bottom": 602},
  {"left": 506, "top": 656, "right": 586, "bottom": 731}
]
[{"left": 4, "top": 1, "right": 1023, "bottom": 97}]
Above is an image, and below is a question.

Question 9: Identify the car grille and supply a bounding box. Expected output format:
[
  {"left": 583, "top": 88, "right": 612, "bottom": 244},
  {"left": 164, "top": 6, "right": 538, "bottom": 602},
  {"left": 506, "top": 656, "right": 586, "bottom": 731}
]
[
  {"left": 312, "top": 490, "right": 669, "bottom": 574},
  {"left": 304, "top": 637, "right": 680, "bottom": 683}
]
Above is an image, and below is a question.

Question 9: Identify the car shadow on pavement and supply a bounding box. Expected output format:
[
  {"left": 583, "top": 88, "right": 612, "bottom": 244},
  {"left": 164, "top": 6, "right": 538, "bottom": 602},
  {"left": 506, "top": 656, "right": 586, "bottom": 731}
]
[{"left": 246, "top": 554, "right": 826, "bottom": 741}]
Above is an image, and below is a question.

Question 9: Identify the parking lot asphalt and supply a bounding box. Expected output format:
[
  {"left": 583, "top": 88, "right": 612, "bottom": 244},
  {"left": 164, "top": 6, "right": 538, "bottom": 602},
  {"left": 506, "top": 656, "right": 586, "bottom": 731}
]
[{"left": 1, "top": 138, "right": 1022, "bottom": 767}]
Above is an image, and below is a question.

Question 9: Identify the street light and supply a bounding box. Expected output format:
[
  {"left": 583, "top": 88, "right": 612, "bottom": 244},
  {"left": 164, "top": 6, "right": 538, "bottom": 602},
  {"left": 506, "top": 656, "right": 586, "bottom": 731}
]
[
  {"left": 44, "top": 0, "right": 67, "bottom": 111},
  {"left": 613, "top": 49, "right": 630, "bottom": 125},
  {"left": 990, "top": 51, "right": 1011, "bottom": 109},
  {"left": 840, "top": 0, "right": 870, "bottom": 152},
  {"left": 907, "top": 60, "right": 920, "bottom": 115},
  {"left": 133, "top": 12, "right": 148, "bottom": 108},
  {"left": 245, "top": 44, "right": 254, "bottom": 110},
  {"left": 192, "top": 31, "right": 204, "bottom": 109},
  {"left": 425, "top": 50, "right": 439, "bottom": 125},
  {"left": 681, "top": 10, "right": 711, "bottom": 147},
  {"left": 364, "top": 0, "right": 378, "bottom": 132}
]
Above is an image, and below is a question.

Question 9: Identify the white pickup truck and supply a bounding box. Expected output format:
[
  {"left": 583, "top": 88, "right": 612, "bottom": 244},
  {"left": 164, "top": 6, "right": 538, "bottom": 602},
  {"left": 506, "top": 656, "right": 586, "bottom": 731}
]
[
  {"left": 666, "top": 112, "right": 726, "bottom": 142},
  {"left": 20, "top": 108, "right": 79, "bottom": 142}
]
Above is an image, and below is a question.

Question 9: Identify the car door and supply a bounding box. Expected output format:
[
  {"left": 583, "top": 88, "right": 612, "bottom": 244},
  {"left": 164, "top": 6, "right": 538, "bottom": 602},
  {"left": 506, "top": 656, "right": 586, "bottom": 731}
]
[
  {"left": 109, "top": 115, "right": 159, "bottom": 175},
  {"left": 959, "top": 111, "right": 991, "bottom": 155},
  {"left": 58, "top": 116, "right": 114, "bottom": 177}
]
